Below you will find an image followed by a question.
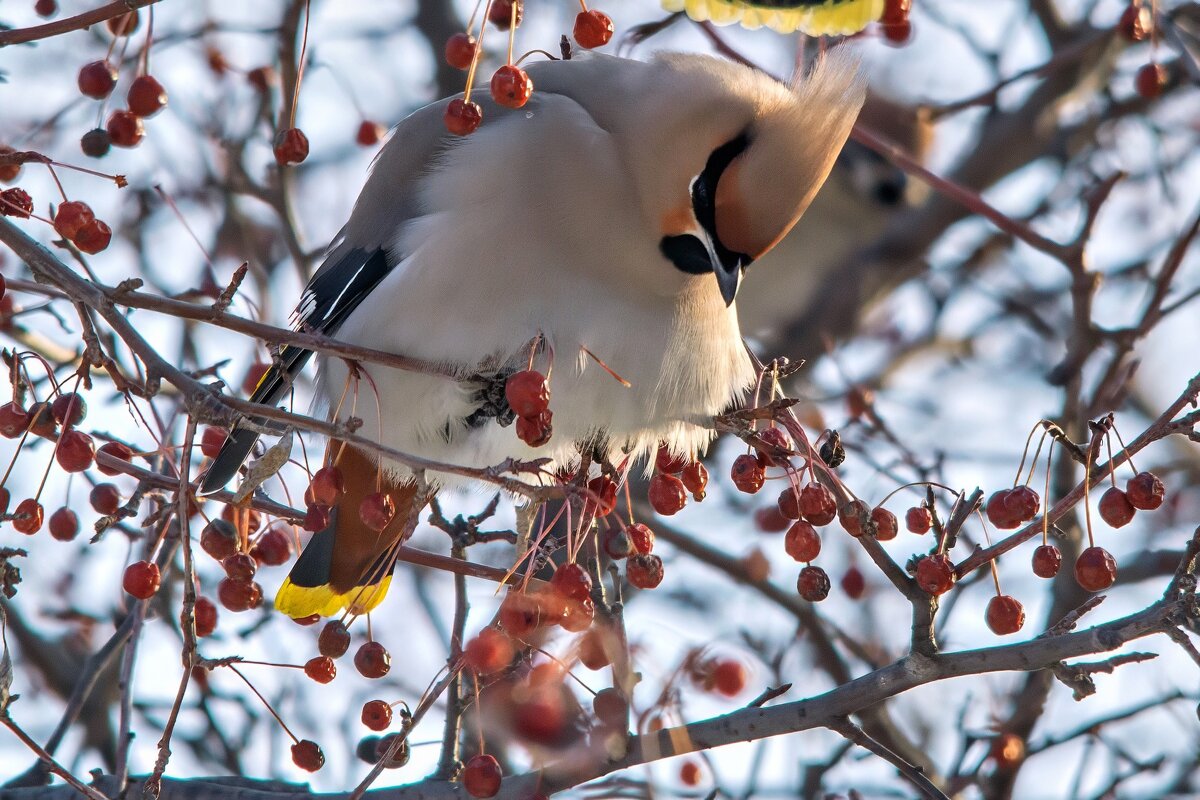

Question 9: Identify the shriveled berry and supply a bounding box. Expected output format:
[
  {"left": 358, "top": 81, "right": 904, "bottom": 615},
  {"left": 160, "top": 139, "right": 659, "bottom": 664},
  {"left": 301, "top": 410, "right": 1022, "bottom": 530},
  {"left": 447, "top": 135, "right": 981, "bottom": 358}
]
[
  {"left": 251, "top": 525, "right": 292, "bottom": 566},
  {"left": 13, "top": 498, "right": 43, "bottom": 534},
  {"left": 463, "top": 753, "right": 503, "bottom": 798},
  {"left": 274, "top": 128, "right": 309, "bottom": 166},
  {"left": 905, "top": 505, "right": 932, "bottom": 534},
  {"left": 551, "top": 562, "right": 592, "bottom": 602},
  {"left": 648, "top": 473, "right": 687, "bottom": 515},
  {"left": 1098, "top": 487, "right": 1135, "bottom": 528},
  {"left": 871, "top": 506, "right": 898, "bottom": 541},
  {"left": 0, "top": 402, "right": 30, "bottom": 438},
  {"left": 0, "top": 188, "right": 32, "bottom": 218},
  {"left": 48, "top": 507, "right": 79, "bottom": 541},
  {"left": 217, "top": 577, "right": 261, "bottom": 611},
  {"left": 505, "top": 370, "right": 549, "bottom": 417},
  {"left": 490, "top": 64, "right": 533, "bottom": 109},
  {"left": 584, "top": 475, "right": 618, "bottom": 519},
  {"left": 291, "top": 740, "right": 324, "bottom": 772},
  {"left": 361, "top": 700, "right": 393, "bottom": 731},
  {"left": 359, "top": 492, "right": 395, "bottom": 532},
  {"left": 56, "top": 429, "right": 95, "bottom": 472},
  {"left": 78, "top": 60, "right": 118, "bottom": 99},
  {"left": 573, "top": 9, "right": 614, "bottom": 48},
  {"left": 73, "top": 219, "right": 112, "bottom": 254},
  {"left": 127, "top": 74, "right": 167, "bottom": 117},
  {"left": 602, "top": 527, "right": 634, "bottom": 559},
  {"left": 200, "top": 426, "right": 226, "bottom": 458},
  {"left": 51, "top": 392, "right": 86, "bottom": 428},
  {"left": 123, "top": 560, "right": 161, "bottom": 599},
  {"left": 53, "top": 201, "right": 95, "bottom": 241},
  {"left": 106, "top": 111, "right": 144, "bottom": 148},
  {"left": 487, "top": 0, "right": 522, "bottom": 29},
  {"left": 1032, "top": 544, "right": 1062, "bottom": 578},
  {"left": 730, "top": 454, "right": 765, "bottom": 494},
  {"left": 627, "top": 553, "right": 664, "bottom": 589},
  {"left": 356, "top": 120, "right": 384, "bottom": 146},
  {"left": 841, "top": 566, "right": 865, "bottom": 599},
  {"left": 1126, "top": 471, "right": 1164, "bottom": 511},
  {"left": 711, "top": 659, "right": 746, "bottom": 697},
  {"left": 193, "top": 596, "right": 217, "bottom": 637},
  {"left": 799, "top": 482, "right": 837, "bottom": 526},
  {"left": 986, "top": 489, "right": 1019, "bottom": 529},
  {"left": 27, "top": 402, "right": 56, "bottom": 437},
  {"left": 372, "top": 733, "right": 411, "bottom": 768},
  {"left": 515, "top": 409, "right": 552, "bottom": 446},
  {"left": 680, "top": 461, "right": 708, "bottom": 500},
  {"left": 797, "top": 565, "right": 831, "bottom": 601},
  {"left": 90, "top": 483, "right": 121, "bottom": 515},
  {"left": 1006, "top": 486, "right": 1040, "bottom": 522},
  {"left": 304, "top": 656, "right": 336, "bottom": 684},
  {"left": 1075, "top": 546, "right": 1117, "bottom": 591},
  {"left": 444, "top": 32, "right": 477, "bottom": 70},
  {"left": 838, "top": 499, "right": 870, "bottom": 537},
  {"left": 784, "top": 521, "right": 821, "bottom": 563},
  {"left": 626, "top": 522, "right": 654, "bottom": 554},
  {"left": 444, "top": 98, "right": 482, "bottom": 136},
  {"left": 318, "top": 620, "right": 352, "bottom": 658},
  {"left": 200, "top": 519, "right": 239, "bottom": 561},
  {"left": 464, "top": 626, "right": 514, "bottom": 674},
  {"left": 355, "top": 641, "right": 391, "bottom": 678},
  {"left": 985, "top": 594, "right": 1025, "bottom": 635},
  {"left": 916, "top": 553, "right": 956, "bottom": 595},
  {"left": 222, "top": 552, "right": 257, "bottom": 581},
  {"left": 80, "top": 128, "right": 112, "bottom": 158}
]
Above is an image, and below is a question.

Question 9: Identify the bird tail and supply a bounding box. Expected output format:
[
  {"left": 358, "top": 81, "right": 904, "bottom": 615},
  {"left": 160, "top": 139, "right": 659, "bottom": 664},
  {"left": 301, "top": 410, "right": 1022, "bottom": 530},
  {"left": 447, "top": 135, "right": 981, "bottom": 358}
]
[
  {"left": 274, "top": 445, "right": 420, "bottom": 619},
  {"left": 199, "top": 344, "right": 314, "bottom": 496}
]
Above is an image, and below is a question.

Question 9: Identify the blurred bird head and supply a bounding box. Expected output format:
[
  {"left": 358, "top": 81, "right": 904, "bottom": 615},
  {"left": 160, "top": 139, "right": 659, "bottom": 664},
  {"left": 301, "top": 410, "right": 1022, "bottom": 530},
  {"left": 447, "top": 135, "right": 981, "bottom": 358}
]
[{"left": 529, "top": 50, "right": 864, "bottom": 306}]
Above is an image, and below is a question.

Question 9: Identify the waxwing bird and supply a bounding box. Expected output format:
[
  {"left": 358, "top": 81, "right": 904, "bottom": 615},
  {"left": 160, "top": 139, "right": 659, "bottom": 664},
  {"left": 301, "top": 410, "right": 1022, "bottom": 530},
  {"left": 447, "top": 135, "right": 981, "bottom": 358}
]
[{"left": 200, "top": 50, "right": 864, "bottom": 618}]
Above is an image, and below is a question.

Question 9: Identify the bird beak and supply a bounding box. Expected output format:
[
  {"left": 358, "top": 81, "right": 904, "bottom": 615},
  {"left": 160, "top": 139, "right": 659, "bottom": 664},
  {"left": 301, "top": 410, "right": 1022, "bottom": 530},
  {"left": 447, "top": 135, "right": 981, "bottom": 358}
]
[{"left": 714, "top": 256, "right": 742, "bottom": 306}]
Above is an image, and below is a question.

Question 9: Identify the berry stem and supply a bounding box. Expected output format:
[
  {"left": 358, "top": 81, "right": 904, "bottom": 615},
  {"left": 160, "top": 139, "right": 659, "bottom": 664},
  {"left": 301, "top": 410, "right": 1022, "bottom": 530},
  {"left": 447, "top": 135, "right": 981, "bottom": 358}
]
[
  {"left": 288, "top": 0, "right": 312, "bottom": 131},
  {"left": 1022, "top": 430, "right": 1049, "bottom": 487},
  {"left": 505, "top": 2, "right": 517, "bottom": 65},
  {"left": 1110, "top": 423, "right": 1138, "bottom": 475},
  {"left": 580, "top": 345, "right": 631, "bottom": 387},
  {"left": 139, "top": 5, "right": 154, "bottom": 75},
  {"left": 46, "top": 164, "right": 68, "bottom": 203},
  {"left": 578, "top": 0, "right": 589, "bottom": 11},
  {"left": 514, "top": 49, "right": 558, "bottom": 66},
  {"left": 228, "top": 664, "right": 299, "bottom": 743},
  {"left": 875, "top": 480, "right": 958, "bottom": 510},
  {"left": 1082, "top": 438, "right": 1096, "bottom": 548},
  {"left": 1041, "top": 439, "right": 1055, "bottom": 546},
  {"left": 1104, "top": 432, "right": 1117, "bottom": 488},
  {"left": 463, "top": 1, "right": 494, "bottom": 103},
  {"left": 1012, "top": 420, "right": 1043, "bottom": 488}
]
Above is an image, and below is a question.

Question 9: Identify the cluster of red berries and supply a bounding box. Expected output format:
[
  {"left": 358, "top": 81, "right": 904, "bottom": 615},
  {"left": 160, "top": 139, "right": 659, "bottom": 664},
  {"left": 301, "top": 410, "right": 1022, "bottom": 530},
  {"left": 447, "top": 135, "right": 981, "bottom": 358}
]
[
  {"left": 52, "top": 200, "right": 114, "bottom": 254},
  {"left": 1117, "top": 2, "right": 1168, "bottom": 99},
  {"left": 648, "top": 444, "right": 709, "bottom": 516},
  {"left": 442, "top": 1, "right": 615, "bottom": 136},
  {"left": 506, "top": 369, "right": 552, "bottom": 447},
  {"left": 591, "top": 488, "right": 665, "bottom": 590},
  {"left": 76, "top": 19, "right": 167, "bottom": 157}
]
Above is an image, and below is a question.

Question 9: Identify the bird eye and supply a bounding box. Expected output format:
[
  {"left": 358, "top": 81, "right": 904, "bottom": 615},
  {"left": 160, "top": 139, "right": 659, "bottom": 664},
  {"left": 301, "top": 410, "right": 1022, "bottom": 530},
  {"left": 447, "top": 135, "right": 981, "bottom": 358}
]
[{"left": 691, "top": 132, "right": 752, "bottom": 271}]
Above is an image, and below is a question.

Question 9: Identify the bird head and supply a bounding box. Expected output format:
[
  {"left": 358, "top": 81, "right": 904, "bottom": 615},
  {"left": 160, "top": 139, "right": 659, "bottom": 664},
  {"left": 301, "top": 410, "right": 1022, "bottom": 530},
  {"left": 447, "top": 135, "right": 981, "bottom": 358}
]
[{"left": 530, "top": 51, "right": 864, "bottom": 306}]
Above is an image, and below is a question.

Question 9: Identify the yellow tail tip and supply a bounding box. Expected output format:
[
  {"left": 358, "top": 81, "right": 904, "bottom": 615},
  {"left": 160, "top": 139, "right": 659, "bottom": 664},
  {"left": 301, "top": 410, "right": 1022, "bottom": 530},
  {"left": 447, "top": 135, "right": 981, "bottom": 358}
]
[
  {"left": 663, "top": 0, "right": 885, "bottom": 35},
  {"left": 274, "top": 575, "right": 393, "bottom": 619}
]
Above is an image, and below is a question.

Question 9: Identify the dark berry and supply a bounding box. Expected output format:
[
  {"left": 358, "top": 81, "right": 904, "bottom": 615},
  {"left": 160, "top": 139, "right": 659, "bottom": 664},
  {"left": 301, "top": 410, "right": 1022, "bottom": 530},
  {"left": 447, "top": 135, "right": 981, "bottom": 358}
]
[
  {"left": 1032, "top": 544, "right": 1062, "bottom": 578},
  {"left": 1075, "top": 546, "right": 1117, "bottom": 592},
  {"left": 48, "top": 507, "right": 79, "bottom": 541},
  {"left": 318, "top": 620, "right": 352, "bottom": 658},
  {"left": 127, "top": 74, "right": 167, "bottom": 117},
  {"left": 797, "top": 565, "right": 830, "bottom": 601},
  {"left": 355, "top": 641, "right": 391, "bottom": 678},
  {"left": 90, "top": 483, "right": 121, "bottom": 515},
  {"left": 730, "top": 454, "right": 764, "bottom": 494},
  {"left": 1098, "top": 487, "right": 1135, "bottom": 528},
  {"left": 1126, "top": 471, "right": 1164, "bottom": 511},
  {"left": 627, "top": 553, "right": 664, "bottom": 589},
  {"left": 463, "top": 753, "right": 503, "bottom": 798},
  {"left": 78, "top": 60, "right": 118, "bottom": 99}
]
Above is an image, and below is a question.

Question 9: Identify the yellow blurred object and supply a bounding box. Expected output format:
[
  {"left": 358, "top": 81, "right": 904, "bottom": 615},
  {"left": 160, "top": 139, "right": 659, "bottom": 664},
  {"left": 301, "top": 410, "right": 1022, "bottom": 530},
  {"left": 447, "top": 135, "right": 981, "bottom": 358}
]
[{"left": 662, "top": 0, "right": 886, "bottom": 35}]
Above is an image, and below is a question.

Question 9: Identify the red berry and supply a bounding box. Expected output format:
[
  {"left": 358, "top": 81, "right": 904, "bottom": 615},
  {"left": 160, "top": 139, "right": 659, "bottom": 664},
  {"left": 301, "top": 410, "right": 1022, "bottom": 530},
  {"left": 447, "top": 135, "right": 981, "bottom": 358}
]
[
  {"left": 193, "top": 596, "right": 217, "bottom": 637},
  {"left": 754, "top": 426, "right": 791, "bottom": 467},
  {"left": 551, "top": 562, "right": 592, "bottom": 602},
  {"left": 1126, "top": 471, "right": 1164, "bottom": 510},
  {"left": 355, "top": 641, "right": 391, "bottom": 678},
  {"left": 841, "top": 566, "right": 865, "bottom": 599},
  {"left": 80, "top": 128, "right": 112, "bottom": 158},
  {"left": 51, "top": 392, "right": 86, "bottom": 428},
  {"left": 48, "top": 507, "right": 79, "bottom": 541},
  {"left": 1075, "top": 546, "right": 1117, "bottom": 592},
  {"left": 985, "top": 594, "right": 1025, "bottom": 635},
  {"left": 73, "top": 219, "right": 112, "bottom": 254},
  {"left": 730, "top": 454, "right": 765, "bottom": 494},
  {"left": 356, "top": 120, "right": 385, "bottom": 147},
  {"left": 27, "top": 402, "right": 56, "bottom": 437},
  {"left": 127, "top": 75, "right": 167, "bottom": 117},
  {"left": 882, "top": 0, "right": 911, "bottom": 24},
  {"left": 838, "top": 499, "right": 869, "bottom": 537},
  {"left": 592, "top": 687, "right": 627, "bottom": 727},
  {"left": 487, "top": 0, "right": 522, "bottom": 29},
  {"left": 90, "top": 483, "right": 121, "bottom": 515},
  {"left": 1032, "top": 544, "right": 1062, "bottom": 578},
  {"left": 247, "top": 66, "right": 275, "bottom": 92},
  {"left": 13, "top": 498, "right": 43, "bottom": 534},
  {"left": 490, "top": 65, "right": 533, "bottom": 109},
  {"left": 916, "top": 554, "right": 956, "bottom": 595},
  {"left": 217, "top": 577, "right": 261, "bottom": 611},
  {"left": 986, "top": 489, "right": 1019, "bottom": 529},
  {"left": 626, "top": 522, "right": 654, "bottom": 554},
  {"left": 648, "top": 473, "right": 687, "bottom": 515},
  {"left": 1098, "top": 486, "right": 1135, "bottom": 528},
  {"left": 0, "top": 488, "right": 8, "bottom": 516},
  {"left": 35, "top": 0, "right": 57, "bottom": 18},
  {"left": 1, "top": 188, "right": 32, "bottom": 218},
  {"left": 777, "top": 487, "right": 802, "bottom": 520},
  {"left": 303, "top": 503, "right": 331, "bottom": 532},
  {"left": 784, "top": 521, "right": 821, "bottom": 563},
  {"left": 505, "top": 370, "right": 549, "bottom": 417},
  {"left": 274, "top": 127, "right": 309, "bottom": 166},
  {"left": 680, "top": 760, "right": 702, "bottom": 787},
  {"left": 318, "top": 620, "right": 352, "bottom": 658},
  {"left": 53, "top": 201, "right": 95, "bottom": 241},
  {"left": 200, "top": 519, "right": 239, "bottom": 561},
  {"left": 797, "top": 565, "right": 831, "bottom": 601},
  {"left": 444, "top": 33, "right": 477, "bottom": 70},
  {"left": 361, "top": 700, "right": 393, "bottom": 731},
  {"left": 106, "top": 111, "right": 144, "bottom": 148},
  {"left": 584, "top": 475, "right": 618, "bottom": 519},
  {"left": 251, "top": 525, "right": 292, "bottom": 566},
  {"left": 498, "top": 590, "right": 545, "bottom": 637},
  {"left": 655, "top": 444, "right": 686, "bottom": 474},
  {"left": 123, "top": 560, "right": 161, "bottom": 599},
  {"left": 882, "top": 18, "right": 912, "bottom": 44},
  {"left": 304, "top": 655, "right": 336, "bottom": 684},
  {"left": 1005, "top": 485, "right": 1040, "bottom": 523},
  {"left": 515, "top": 409, "right": 552, "bottom": 447},
  {"left": 680, "top": 461, "right": 708, "bottom": 500},
  {"left": 78, "top": 60, "right": 118, "bottom": 99},
  {"left": 799, "top": 482, "right": 837, "bottom": 526},
  {"left": 627, "top": 553, "right": 664, "bottom": 589},
  {"left": 291, "top": 740, "right": 324, "bottom": 772},
  {"left": 573, "top": 9, "right": 614, "bottom": 49},
  {"left": 871, "top": 506, "right": 898, "bottom": 541},
  {"left": 464, "top": 627, "right": 514, "bottom": 674},
  {"left": 200, "top": 426, "right": 226, "bottom": 458},
  {"left": 711, "top": 659, "right": 745, "bottom": 696},
  {"left": 463, "top": 754, "right": 503, "bottom": 798},
  {"left": 56, "top": 429, "right": 95, "bottom": 472},
  {"left": 1118, "top": 4, "right": 1151, "bottom": 41},
  {"left": 359, "top": 492, "right": 395, "bottom": 532},
  {"left": 1135, "top": 62, "right": 1167, "bottom": 99},
  {"left": 444, "top": 98, "right": 483, "bottom": 136},
  {"left": 222, "top": 552, "right": 257, "bottom": 582},
  {"left": 0, "top": 402, "right": 29, "bottom": 438},
  {"left": 107, "top": 11, "right": 139, "bottom": 36},
  {"left": 308, "top": 466, "right": 344, "bottom": 506},
  {"left": 754, "top": 505, "right": 789, "bottom": 533}
]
